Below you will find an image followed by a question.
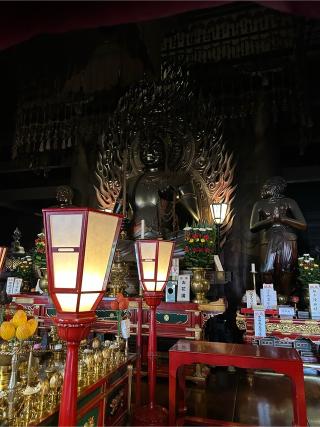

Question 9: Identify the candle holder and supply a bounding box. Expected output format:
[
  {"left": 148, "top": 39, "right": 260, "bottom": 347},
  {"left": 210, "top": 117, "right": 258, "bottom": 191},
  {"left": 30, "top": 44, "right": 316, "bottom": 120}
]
[
  {"left": 291, "top": 296, "right": 299, "bottom": 314},
  {"left": 250, "top": 269, "right": 261, "bottom": 304},
  {"left": 251, "top": 269, "right": 257, "bottom": 294},
  {"left": 241, "top": 267, "right": 261, "bottom": 305}
]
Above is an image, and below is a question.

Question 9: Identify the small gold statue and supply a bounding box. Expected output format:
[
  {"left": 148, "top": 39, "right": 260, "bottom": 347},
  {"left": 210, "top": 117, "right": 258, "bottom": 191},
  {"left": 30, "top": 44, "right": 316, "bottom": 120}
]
[{"left": 107, "top": 250, "right": 128, "bottom": 296}]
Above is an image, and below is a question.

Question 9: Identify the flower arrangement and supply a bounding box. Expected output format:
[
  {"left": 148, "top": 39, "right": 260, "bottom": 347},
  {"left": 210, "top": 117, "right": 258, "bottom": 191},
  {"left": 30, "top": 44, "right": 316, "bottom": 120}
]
[
  {"left": 15, "top": 255, "right": 33, "bottom": 282},
  {"left": 184, "top": 224, "right": 216, "bottom": 269},
  {"left": 32, "top": 232, "right": 47, "bottom": 269},
  {"left": 298, "top": 254, "right": 320, "bottom": 289},
  {"left": 110, "top": 293, "right": 129, "bottom": 338}
]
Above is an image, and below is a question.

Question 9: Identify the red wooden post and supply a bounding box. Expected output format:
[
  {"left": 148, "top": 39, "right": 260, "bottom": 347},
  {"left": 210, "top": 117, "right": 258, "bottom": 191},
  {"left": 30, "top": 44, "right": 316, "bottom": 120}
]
[
  {"left": 169, "top": 354, "right": 177, "bottom": 426},
  {"left": 135, "top": 297, "right": 142, "bottom": 406},
  {"left": 59, "top": 342, "right": 79, "bottom": 426},
  {"left": 147, "top": 297, "right": 158, "bottom": 408},
  {"left": 56, "top": 317, "right": 93, "bottom": 426},
  {"left": 133, "top": 292, "right": 168, "bottom": 425}
]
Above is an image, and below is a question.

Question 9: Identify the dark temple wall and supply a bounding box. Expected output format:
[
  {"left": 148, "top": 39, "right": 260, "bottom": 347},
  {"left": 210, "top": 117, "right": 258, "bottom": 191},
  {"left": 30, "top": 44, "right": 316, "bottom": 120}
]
[{"left": 0, "top": 4, "right": 319, "bottom": 301}]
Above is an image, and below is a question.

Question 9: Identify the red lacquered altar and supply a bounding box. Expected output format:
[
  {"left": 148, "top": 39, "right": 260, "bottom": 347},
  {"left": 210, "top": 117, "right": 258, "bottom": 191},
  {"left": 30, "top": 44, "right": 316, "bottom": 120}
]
[
  {"left": 168, "top": 339, "right": 307, "bottom": 427},
  {"left": 237, "top": 308, "right": 320, "bottom": 363},
  {"left": 7, "top": 294, "right": 225, "bottom": 346}
]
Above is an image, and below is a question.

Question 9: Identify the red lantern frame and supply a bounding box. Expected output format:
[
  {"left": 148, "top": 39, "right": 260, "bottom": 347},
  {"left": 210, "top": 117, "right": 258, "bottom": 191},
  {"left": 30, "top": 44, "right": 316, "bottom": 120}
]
[
  {"left": 135, "top": 239, "right": 175, "bottom": 293},
  {"left": 43, "top": 207, "right": 122, "bottom": 318},
  {"left": 134, "top": 239, "right": 175, "bottom": 426},
  {"left": 42, "top": 207, "right": 122, "bottom": 427}
]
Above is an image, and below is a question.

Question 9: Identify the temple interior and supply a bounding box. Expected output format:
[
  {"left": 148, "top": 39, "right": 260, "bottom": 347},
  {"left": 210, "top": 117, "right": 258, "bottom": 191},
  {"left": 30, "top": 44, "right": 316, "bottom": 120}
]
[{"left": 0, "top": 2, "right": 320, "bottom": 427}]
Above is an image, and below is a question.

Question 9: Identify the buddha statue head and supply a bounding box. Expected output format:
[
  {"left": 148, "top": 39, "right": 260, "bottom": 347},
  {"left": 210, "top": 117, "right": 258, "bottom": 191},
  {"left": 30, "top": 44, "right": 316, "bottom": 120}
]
[
  {"left": 56, "top": 185, "right": 74, "bottom": 207},
  {"left": 261, "top": 176, "right": 287, "bottom": 200},
  {"left": 140, "top": 136, "right": 165, "bottom": 171}
]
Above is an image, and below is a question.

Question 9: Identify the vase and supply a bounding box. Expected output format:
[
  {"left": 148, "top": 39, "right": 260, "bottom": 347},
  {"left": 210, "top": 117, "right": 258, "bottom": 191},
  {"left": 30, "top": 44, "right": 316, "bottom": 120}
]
[
  {"left": 191, "top": 267, "right": 210, "bottom": 304},
  {"left": 38, "top": 268, "right": 48, "bottom": 294}
]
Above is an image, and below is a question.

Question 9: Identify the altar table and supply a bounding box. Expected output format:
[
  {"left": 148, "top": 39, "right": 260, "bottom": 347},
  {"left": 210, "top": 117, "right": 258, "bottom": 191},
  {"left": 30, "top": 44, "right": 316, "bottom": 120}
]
[{"left": 168, "top": 340, "right": 307, "bottom": 426}]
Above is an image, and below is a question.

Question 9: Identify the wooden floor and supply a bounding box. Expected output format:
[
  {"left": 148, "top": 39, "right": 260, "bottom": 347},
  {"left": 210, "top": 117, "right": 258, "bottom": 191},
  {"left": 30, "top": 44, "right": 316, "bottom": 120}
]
[{"left": 134, "top": 368, "right": 320, "bottom": 426}]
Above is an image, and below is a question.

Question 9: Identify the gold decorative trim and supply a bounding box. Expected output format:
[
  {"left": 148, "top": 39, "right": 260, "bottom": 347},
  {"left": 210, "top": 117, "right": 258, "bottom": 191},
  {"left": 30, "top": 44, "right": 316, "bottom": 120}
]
[
  {"left": 12, "top": 297, "right": 34, "bottom": 304},
  {"left": 236, "top": 315, "right": 247, "bottom": 331},
  {"left": 199, "top": 299, "right": 226, "bottom": 312},
  {"left": 266, "top": 320, "right": 320, "bottom": 336},
  {"left": 127, "top": 301, "right": 149, "bottom": 309}
]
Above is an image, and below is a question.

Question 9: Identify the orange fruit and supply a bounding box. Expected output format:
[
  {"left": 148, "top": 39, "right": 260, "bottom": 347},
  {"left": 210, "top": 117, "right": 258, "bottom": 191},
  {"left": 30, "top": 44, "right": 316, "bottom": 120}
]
[
  {"left": 110, "top": 300, "right": 119, "bottom": 310},
  {"left": 27, "top": 318, "right": 38, "bottom": 336},
  {"left": 16, "top": 323, "right": 32, "bottom": 340},
  {"left": 12, "top": 310, "right": 27, "bottom": 328},
  {"left": 116, "top": 293, "right": 124, "bottom": 302},
  {"left": 119, "top": 299, "right": 129, "bottom": 310},
  {"left": 0, "top": 321, "right": 16, "bottom": 341}
]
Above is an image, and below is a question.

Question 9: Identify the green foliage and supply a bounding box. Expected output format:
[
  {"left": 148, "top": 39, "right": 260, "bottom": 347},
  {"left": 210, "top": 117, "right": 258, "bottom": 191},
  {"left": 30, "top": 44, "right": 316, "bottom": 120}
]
[
  {"left": 32, "top": 232, "right": 47, "bottom": 268},
  {"left": 298, "top": 254, "right": 320, "bottom": 289},
  {"left": 184, "top": 224, "right": 216, "bottom": 268}
]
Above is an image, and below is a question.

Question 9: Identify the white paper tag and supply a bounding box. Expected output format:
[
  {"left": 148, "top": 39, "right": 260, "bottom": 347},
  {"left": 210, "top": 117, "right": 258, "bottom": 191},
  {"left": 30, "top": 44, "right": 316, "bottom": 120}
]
[
  {"left": 6, "top": 277, "right": 15, "bottom": 294},
  {"left": 121, "top": 318, "right": 131, "bottom": 339},
  {"left": 177, "top": 275, "right": 190, "bottom": 302},
  {"left": 170, "top": 258, "right": 179, "bottom": 279},
  {"left": 263, "top": 283, "right": 274, "bottom": 289},
  {"left": 246, "top": 290, "right": 257, "bottom": 308},
  {"left": 278, "top": 306, "right": 295, "bottom": 318},
  {"left": 309, "top": 284, "right": 320, "bottom": 318},
  {"left": 260, "top": 288, "right": 277, "bottom": 309},
  {"left": 12, "top": 278, "right": 22, "bottom": 294},
  {"left": 254, "top": 308, "right": 266, "bottom": 337}
]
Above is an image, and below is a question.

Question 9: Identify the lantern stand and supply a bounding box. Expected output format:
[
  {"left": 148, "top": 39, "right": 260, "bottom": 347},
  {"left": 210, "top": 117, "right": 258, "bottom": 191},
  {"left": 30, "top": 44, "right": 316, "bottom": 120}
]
[
  {"left": 43, "top": 208, "right": 122, "bottom": 427},
  {"left": 133, "top": 239, "right": 174, "bottom": 426},
  {"left": 133, "top": 291, "right": 166, "bottom": 425},
  {"left": 55, "top": 316, "right": 93, "bottom": 426},
  {"left": 210, "top": 202, "right": 228, "bottom": 254}
]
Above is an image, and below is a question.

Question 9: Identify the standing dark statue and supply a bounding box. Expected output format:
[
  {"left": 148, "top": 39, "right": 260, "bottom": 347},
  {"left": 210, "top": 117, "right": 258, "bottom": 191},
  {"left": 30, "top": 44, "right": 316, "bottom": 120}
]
[{"left": 250, "top": 176, "right": 307, "bottom": 297}]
